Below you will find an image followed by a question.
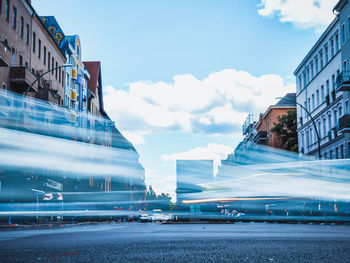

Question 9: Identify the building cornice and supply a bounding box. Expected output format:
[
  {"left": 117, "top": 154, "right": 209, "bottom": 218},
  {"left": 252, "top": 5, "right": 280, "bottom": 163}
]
[{"left": 294, "top": 17, "right": 339, "bottom": 75}]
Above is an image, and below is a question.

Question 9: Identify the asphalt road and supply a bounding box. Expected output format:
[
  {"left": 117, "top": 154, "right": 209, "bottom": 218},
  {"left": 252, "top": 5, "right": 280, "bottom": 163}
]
[{"left": 0, "top": 222, "right": 350, "bottom": 263}]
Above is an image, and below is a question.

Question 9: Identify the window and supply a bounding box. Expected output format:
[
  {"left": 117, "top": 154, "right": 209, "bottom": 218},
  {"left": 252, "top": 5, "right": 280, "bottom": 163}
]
[
  {"left": 336, "top": 147, "right": 339, "bottom": 159},
  {"left": 303, "top": 71, "right": 306, "bottom": 87},
  {"left": 336, "top": 34, "right": 339, "bottom": 52},
  {"left": 332, "top": 40, "right": 335, "bottom": 58},
  {"left": 341, "top": 24, "right": 346, "bottom": 44},
  {"left": 26, "top": 24, "right": 29, "bottom": 45},
  {"left": 12, "top": 6, "right": 16, "bottom": 29},
  {"left": 66, "top": 72, "right": 70, "bottom": 86},
  {"left": 346, "top": 100, "right": 349, "bottom": 114},
  {"left": 325, "top": 45, "right": 328, "bottom": 64},
  {"left": 0, "top": 0, "right": 2, "bottom": 14},
  {"left": 326, "top": 80, "right": 330, "bottom": 96},
  {"left": 312, "top": 94, "right": 315, "bottom": 111},
  {"left": 43, "top": 46, "right": 46, "bottom": 65},
  {"left": 61, "top": 70, "right": 64, "bottom": 87},
  {"left": 311, "top": 62, "right": 314, "bottom": 79},
  {"left": 330, "top": 150, "right": 333, "bottom": 159},
  {"left": 319, "top": 50, "right": 324, "bottom": 68},
  {"left": 316, "top": 89, "right": 319, "bottom": 106},
  {"left": 341, "top": 145, "right": 344, "bottom": 159},
  {"left": 48, "top": 52, "right": 50, "bottom": 70},
  {"left": 55, "top": 62, "right": 58, "bottom": 79},
  {"left": 38, "top": 39, "right": 41, "bottom": 59},
  {"left": 334, "top": 110, "right": 337, "bottom": 127},
  {"left": 343, "top": 60, "right": 347, "bottom": 72},
  {"left": 323, "top": 119, "right": 326, "bottom": 138},
  {"left": 328, "top": 114, "right": 332, "bottom": 132},
  {"left": 52, "top": 57, "right": 54, "bottom": 74},
  {"left": 32, "top": 32, "right": 36, "bottom": 53},
  {"left": 299, "top": 75, "right": 302, "bottom": 91},
  {"left": 5, "top": 0, "right": 9, "bottom": 21},
  {"left": 309, "top": 128, "right": 313, "bottom": 145},
  {"left": 306, "top": 67, "right": 310, "bottom": 83},
  {"left": 19, "top": 55, "right": 22, "bottom": 66},
  {"left": 348, "top": 17, "right": 350, "bottom": 38},
  {"left": 308, "top": 98, "right": 311, "bottom": 112},
  {"left": 304, "top": 101, "right": 307, "bottom": 119},
  {"left": 317, "top": 122, "right": 321, "bottom": 140},
  {"left": 306, "top": 130, "right": 309, "bottom": 147},
  {"left": 321, "top": 85, "right": 324, "bottom": 102},
  {"left": 315, "top": 56, "right": 319, "bottom": 73},
  {"left": 20, "top": 16, "right": 23, "bottom": 38}
]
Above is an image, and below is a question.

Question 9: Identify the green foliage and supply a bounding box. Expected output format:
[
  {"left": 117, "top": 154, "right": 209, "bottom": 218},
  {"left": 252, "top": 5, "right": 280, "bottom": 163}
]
[{"left": 270, "top": 109, "right": 298, "bottom": 152}]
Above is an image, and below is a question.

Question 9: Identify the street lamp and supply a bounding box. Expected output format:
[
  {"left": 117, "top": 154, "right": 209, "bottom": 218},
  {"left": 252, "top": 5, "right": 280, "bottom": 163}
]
[
  {"left": 275, "top": 97, "right": 321, "bottom": 159},
  {"left": 24, "top": 64, "right": 73, "bottom": 96}
]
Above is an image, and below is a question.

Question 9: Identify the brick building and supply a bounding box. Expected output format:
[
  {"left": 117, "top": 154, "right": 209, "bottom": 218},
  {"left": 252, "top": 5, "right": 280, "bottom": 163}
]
[
  {"left": 0, "top": 0, "right": 66, "bottom": 105},
  {"left": 255, "top": 93, "right": 296, "bottom": 149}
]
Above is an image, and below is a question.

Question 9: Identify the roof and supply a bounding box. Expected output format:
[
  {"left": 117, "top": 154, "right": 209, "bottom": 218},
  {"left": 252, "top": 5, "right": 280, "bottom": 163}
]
[
  {"left": 83, "top": 62, "right": 101, "bottom": 96},
  {"left": 294, "top": 17, "right": 338, "bottom": 75},
  {"left": 275, "top": 93, "right": 296, "bottom": 106},
  {"left": 333, "top": 0, "right": 346, "bottom": 13}
]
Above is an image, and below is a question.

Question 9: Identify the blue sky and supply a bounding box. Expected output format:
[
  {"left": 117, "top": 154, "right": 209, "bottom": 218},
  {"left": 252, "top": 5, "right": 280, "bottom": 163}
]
[{"left": 33, "top": 0, "right": 338, "bottom": 197}]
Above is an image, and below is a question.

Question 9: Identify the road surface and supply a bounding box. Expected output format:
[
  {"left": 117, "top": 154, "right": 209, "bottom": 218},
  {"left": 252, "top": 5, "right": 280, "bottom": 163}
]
[{"left": 0, "top": 222, "right": 349, "bottom": 262}]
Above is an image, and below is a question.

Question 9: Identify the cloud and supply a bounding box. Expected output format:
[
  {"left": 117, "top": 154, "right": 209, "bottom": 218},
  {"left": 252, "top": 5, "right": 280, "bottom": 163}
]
[
  {"left": 103, "top": 69, "right": 295, "bottom": 144},
  {"left": 258, "top": 0, "right": 338, "bottom": 30},
  {"left": 122, "top": 131, "right": 145, "bottom": 145},
  {"left": 161, "top": 143, "right": 235, "bottom": 175}
]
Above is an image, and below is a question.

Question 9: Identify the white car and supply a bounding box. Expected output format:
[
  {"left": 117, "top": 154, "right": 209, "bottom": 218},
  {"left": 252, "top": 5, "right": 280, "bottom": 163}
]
[{"left": 140, "top": 214, "right": 151, "bottom": 222}]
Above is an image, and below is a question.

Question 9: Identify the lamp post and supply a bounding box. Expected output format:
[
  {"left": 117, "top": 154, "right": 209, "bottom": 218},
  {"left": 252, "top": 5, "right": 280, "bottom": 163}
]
[
  {"left": 275, "top": 97, "right": 321, "bottom": 159},
  {"left": 24, "top": 64, "right": 73, "bottom": 96}
]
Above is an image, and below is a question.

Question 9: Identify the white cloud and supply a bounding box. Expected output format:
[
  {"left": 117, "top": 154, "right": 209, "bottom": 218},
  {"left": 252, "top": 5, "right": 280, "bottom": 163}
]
[
  {"left": 161, "top": 143, "right": 234, "bottom": 176},
  {"left": 103, "top": 69, "right": 295, "bottom": 142},
  {"left": 122, "top": 131, "right": 145, "bottom": 145},
  {"left": 258, "top": 0, "right": 338, "bottom": 30}
]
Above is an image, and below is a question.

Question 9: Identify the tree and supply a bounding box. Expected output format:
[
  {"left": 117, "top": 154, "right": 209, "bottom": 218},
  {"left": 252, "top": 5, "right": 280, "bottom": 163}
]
[{"left": 270, "top": 109, "right": 298, "bottom": 152}]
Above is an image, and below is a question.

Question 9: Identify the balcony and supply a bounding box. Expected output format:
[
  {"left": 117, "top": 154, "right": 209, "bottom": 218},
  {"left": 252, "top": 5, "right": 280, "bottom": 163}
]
[
  {"left": 0, "top": 39, "right": 11, "bottom": 67},
  {"left": 339, "top": 114, "right": 350, "bottom": 133},
  {"left": 253, "top": 130, "right": 267, "bottom": 143},
  {"left": 9, "top": 66, "right": 38, "bottom": 93},
  {"left": 336, "top": 71, "right": 350, "bottom": 92}
]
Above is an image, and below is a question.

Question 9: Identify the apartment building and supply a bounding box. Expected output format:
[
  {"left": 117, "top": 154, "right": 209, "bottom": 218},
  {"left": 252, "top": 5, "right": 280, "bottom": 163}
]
[
  {"left": 295, "top": 2, "right": 350, "bottom": 159},
  {"left": 0, "top": 0, "right": 66, "bottom": 105}
]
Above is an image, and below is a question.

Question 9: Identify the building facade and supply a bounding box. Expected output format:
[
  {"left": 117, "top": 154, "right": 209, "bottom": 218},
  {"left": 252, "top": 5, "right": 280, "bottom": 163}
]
[
  {"left": 0, "top": 0, "right": 66, "bottom": 105},
  {"left": 334, "top": 0, "right": 350, "bottom": 156},
  {"left": 40, "top": 16, "right": 89, "bottom": 113},
  {"left": 295, "top": 2, "right": 350, "bottom": 159}
]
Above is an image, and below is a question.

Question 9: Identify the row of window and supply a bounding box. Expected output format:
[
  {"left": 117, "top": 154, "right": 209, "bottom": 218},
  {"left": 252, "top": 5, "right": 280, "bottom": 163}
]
[
  {"left": 298, "top": 31, "right": 340, "bottom": 92},
  {"left": 301, "top": 70, "right": 341, "bottom": 120},
  {"left": 324, "top": 144, "right": 346, "bottom": 159},
  {"left": 2, "top": 0, "right": 65, "bottom": 88},
  {"left": 300, "top": 102, "right": 348, "bottom": 150},
  {"left": 1, "top": 0, "right": 30, "bottom": 45}
]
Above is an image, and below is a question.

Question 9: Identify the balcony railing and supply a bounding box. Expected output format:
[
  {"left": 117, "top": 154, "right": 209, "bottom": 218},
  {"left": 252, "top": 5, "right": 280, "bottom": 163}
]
[
  {"left": 9, "top": 66, "right": 38, "bottom": 93},
  {"left": 254, "top": 130, "right": 267, "bottom": 143},
  {"left": 336, "top": 71, "right": 350, "bottom": 92},
  {"left": 0, "top": 39, "right": 11, "bottom": 67},
  {"left": 339, "top": 114, "right": 350, "bottom": 133}
]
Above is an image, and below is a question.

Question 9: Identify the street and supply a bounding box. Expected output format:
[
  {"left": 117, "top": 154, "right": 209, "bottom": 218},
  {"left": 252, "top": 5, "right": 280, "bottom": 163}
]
[{"left": 0, "top": 223, "right": 349, "bottom": 263}]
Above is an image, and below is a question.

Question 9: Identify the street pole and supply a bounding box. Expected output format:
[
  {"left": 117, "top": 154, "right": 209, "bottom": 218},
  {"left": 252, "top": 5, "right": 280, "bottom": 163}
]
[
  {"left": 275, "top": 97, "right": 321, "bottom": 159},
  {"left": 24, "top": 64, "right": 73, "bottom": 96}
]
